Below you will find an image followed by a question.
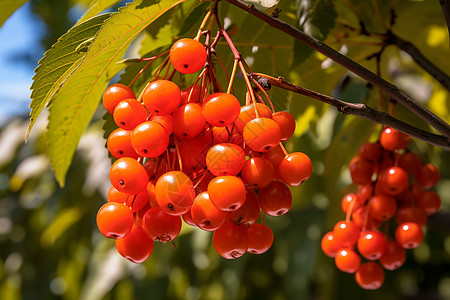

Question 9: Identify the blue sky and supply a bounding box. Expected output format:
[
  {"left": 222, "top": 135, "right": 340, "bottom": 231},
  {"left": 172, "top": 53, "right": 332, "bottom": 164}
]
[{"left": 0, "top": 2, "right": 45, "bottom": 126}]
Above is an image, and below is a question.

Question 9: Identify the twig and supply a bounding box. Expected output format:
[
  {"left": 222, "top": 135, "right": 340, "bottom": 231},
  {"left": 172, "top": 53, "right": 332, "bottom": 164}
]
[
  {"left": 254, "top": 73, "right": 450, "bottom": 150},
  {"left": 223, "top": 0, "right": 450, "bottom": 139},
  {"left": 386, "top": 31, "right": 450, "bottom": 91},
  {"left": 439, "top": 0, "right": 450, "bottom": 46}
]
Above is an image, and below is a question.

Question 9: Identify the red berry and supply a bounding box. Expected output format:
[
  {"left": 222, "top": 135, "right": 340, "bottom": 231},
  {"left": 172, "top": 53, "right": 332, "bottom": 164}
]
[
  {"left": 202, "top": 93, "right": 241, "bottom": 127},
  {"left": 379, "top": 127, "right": 410, "bottom": 151},
  {"left": 213, "top": 221, "right": 249, "bottom": 259},
  {"left": 107, "top": 128, "right": 139, "bottom": 159},
  {"left": 272, "top": 111, "right": 296, "bottom": 141},
  {"left": 235, "top": 103, "right": 272, "bottom": 132},
  {"left": 243, "top": 117, "right": 281, "bottom": 152},
  {"left": 96, "top": 202, "right": 134, "bottom": 239},
  {"left": 341, "top": 193, "right": 362, "bottom": 214},
  {"left": 415, "top": 191, "right": 441, "bottom": 215},
  {"left": 241, "top": 157, "right": 274, "bottom": 189},
  {"left": 115, "top": 225, "right": 154, "bottom": 263},
  {"left": 172, "top": 103, "right": 206, "bottom": 138},
  {"left": 368, "top": 194, "right": 397, "bottom": 221},
  {"left": 359, "top": 142, "right": 382, "bottom": 163},
  {"left": 107, "top": 185, "right": 149, "bottom": 213},
  {"left": 131, "top": 121, "right": 170, "bottom": 158},
  {"left": 395, "top": 222, "right": 424, "bottom": 249},
  {"left": 149, "top": 114, "right": 173, "bottom": 134},
  {"left": 396, "top": 206, "right": 428, "bottom": 227},
  {"left": 379, "top": 240, "right": 406, "bottom": 270},
  {"left": 142, "top": 207, "right": 182, "bottom": 243},
  {"left": 109, "top": 157, "right": 149, "bottom": 195},
  {"left": 258, "top": 181, "right": 292, "bottom": 216},
  {"left": 355, "top": 262, "right": 384, "bottom": 290},
  {"left": 349, "top": 157, "right": 373, "bottom": 185},
  {"left": 333, "top": 221, "right": 360, "bottom": 248},
  {"left": 113, "top": 99, "right": 148, "bottom": 130},
  {"left": 247, "top": 223, "right": 274, "bottom": 254},
  {"left": 417, "top": 163, "right": 440, "bottom": 189},
  {"left": 208, "top": 176, "right": 246, "bottom": 211},
  {"left": 170, "top": 38, "right": 207, "bottom": 74},
  {"left": 229, "top": 191, "right": 260, "bottom": 225},
  {"left": 155, "top": 171, "right": 195, "bottom": 216},
  {"left": 103, "top": 84, "right": 136, "bottom": 114},
  {"left": 335, "top": 248, "right": 361, "bottom": 273},
  {"left": 180, "top": 84, "right": 202, "bottom": 104},
  {"left": 143, "top": 80, "right": 180, "bottom": 115},
  {"left": 321, "top": 231, "right": 341, "bottom": 258},
  {"left": 357, "top": 230, "right": 387, "bottom": 260},
  {"left": 206, "top": 143, "right": 245, "bottom": 176},
  {"left": 378, "top": 167, "right": 409, "bottom": 195},
  {"left": 191, "top": 192, "right": 229, "bottom": 231},
  {"left": 277, "top": 152, "right": 312, "bottom": 186}
]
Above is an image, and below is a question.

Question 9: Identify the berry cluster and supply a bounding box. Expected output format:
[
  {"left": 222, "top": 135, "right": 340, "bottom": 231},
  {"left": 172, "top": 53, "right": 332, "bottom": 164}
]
[
  {"left": 321, "top": 127, "right": 441, "bottom": 290},
  {"left": 97, "top": 36, "right": 312, "bottom": 263}
]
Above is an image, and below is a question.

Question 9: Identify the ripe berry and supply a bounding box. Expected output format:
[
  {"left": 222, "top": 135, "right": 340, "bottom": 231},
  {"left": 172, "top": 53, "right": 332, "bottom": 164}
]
[
  {"left": 96, "top": 202, "right": 134, "bottom": 239},
  {"left": 208, "top": 176, "right": 246, "bottom": 211},
  {"left": 395, "top": 222, "right": 424, "bottom": 249},
  {"left": 415, "top": 191, "right": 441, "bottom": 215},
  {"left": 143, "top": 80, "right": 180, "bottom": 115},
  {"left": 229, "top": 191, "right": 260, "bottom": 225},
  {"left": 341, "top": 193, "right": 362, "bottom": 214},
  {"left": 357, "top": 230, "right": 387, "bottom": 260},
  {"left": 417, "top": 163, "right": 440, "bottom": 189},
  {"left": 355, "top": 262, "right": 384, "bottom": 290},
  {"left": 149, "top": 114, "right": 173, "bottom": 134},
  {"left": 180, "top": 84, "right": 202, "bottom": 104},
  {"left": 241, "top": 157, "right": 274, "bottom": 189},
  {"left": 142, "top": 207, "right": 182, "bottom": 243},
  {"left": 277, "top": 152, "right": 312, "bottom": 186},
  {"left": 107, "top": 185, "right": 149, "bottom": 213},
  {"left": 172, "top": 103, "right": 206, "bottom": 138},
  {"left": 115, "top": 225, "right": 154, "bottom": 263},
  {"left": 191, "top": 192, "right": 229, "bottom": 231},
  {"left": 258, "top": 181, "right": 292, "bottom": 216},
  {"left": 178, "top": 135, "right": 210, "bottom": 173},
  {"left": 155, "top": 171, "right": 195, "bottom": 215},
  {"left": 397, "top": 152, "right": 422, "bottom": 176},
  {"left": 321, "top": 231, "right": 341, "bottom": 258},
  {"left": 206, "top": 143, "right": 245, "bottom": 176},
  {"left": 358, "top": 142, "right": 382, "bottom": 163},
  {"left": 349, "top": 157, "right": 373, "bottom": 185},
  {"left": 368, "top": 194, "right": 397, "bottom": 221},
  {"left": 103, "top": 83, "right": 136, "bottom": 114},
  {"left": 379, "top": 240, "right": 406, "bottom": 270},
  {"left": 113, "top": 99, "right": 148, "bottom": 130},
  {"left": 378, "top": 166, "right": 409, "bottom": 195},
  {"left": 202, "top": 93, "right": 241, "bottom": 127},
  {"left": 395, "top": 206, "right": 428, "bottom": 227},
  {"left": 213, "top": 221, "right": 249, "bottom": 259},
  {"left": 335, "top": 248, "right": 361, "bottom": 273},
  {"left": 243, "top": 117, "right": 281, "bottom": 152},
  {"left": 131, "top": 121, "right": 170, "bottom": 158},
  {"left": 333, "top": 221, "right": 360, "bottom": 248},
  {"left": 170, "top": 38, "right": 207, "bottom": 74},
  {"left": 235, "top": 103, "right": 272, "bottom": 132},
  {"left": 109, "top": 157, "right": 149, "bottom": 195},
  {"left": 272, "top": 111, "right": 296, "bottom": 141},
  {"left": 379, "top": 127, "right": 410, "bottom": 151},
  {"left": 107, "top": 128, "right": 139, "bottom": 159},
  {"left": 247, "top": 223, "right": 274, "bottom": 254}
]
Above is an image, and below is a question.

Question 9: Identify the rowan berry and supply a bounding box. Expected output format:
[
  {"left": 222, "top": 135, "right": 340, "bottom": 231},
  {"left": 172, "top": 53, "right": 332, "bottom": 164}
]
[
  {"left": 142, "top": 207, "right": 182, "bottom": 243},
  {"left": 143, "top": 80, "right": 180, "bottom": 115},
  {"left": 109, "top": 157, "right": 149, "bottom": 195},
  {"left": 335, "top": 248, "right": 361, "bottom": 273},
  {"left": 103, "top": 83, "right": 136, "bottom": 114},
  {"left": 115, "top": 225, "right": 154, "bottom": 263},
  {"left": 355, "top": 262, "right": 384, "bottom": 290},
  {"left": 96, "top": 202, "right": 134, "bottom": 239},
  {"left": 247, "top": 223, "right": 274, "bottom": 254},
  {"left": 170, "top": 38, "right": 207, "bottom": 74},
  {"left": 277, "top": 152, "right": 312, "bottom": 186},
  {"left": 155, "top": 171, "right": 195, "bottom": 215},
  {"left": 202, "top": 93, "right": 241, "bottom": 127},
  {"left": 213, "top": 221, "right": 249, "bottom": 259}
]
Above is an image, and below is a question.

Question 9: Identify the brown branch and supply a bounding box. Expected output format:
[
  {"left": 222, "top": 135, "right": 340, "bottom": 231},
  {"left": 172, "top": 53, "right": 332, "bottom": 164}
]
[
  {"left": 223, "top": 0, "right": 450, "bottom": 139},
  {"left": 387, "top": 32, "right": 450, "bottom": 91},
  {"left": 440, "top": 0, "right": 450, "bottom": 46},
  {"left": 253, "top": 73, "right": 450, "bottom": 150}
]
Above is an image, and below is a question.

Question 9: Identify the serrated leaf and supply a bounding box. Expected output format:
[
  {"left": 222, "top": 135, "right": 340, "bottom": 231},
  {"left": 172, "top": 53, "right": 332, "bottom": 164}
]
[
  {"left": 76, "top": 0, "right": 122, "bottom": 25},
  {"left": 293, "top": 0, "right": 337, "bottom": 66},
  {"left": 28, "top": 13, "right": 111, "bottom": 139},
  {"left": 47, "top": 0, "right": 188, "bottom": 186},
  {"left": 0, "top": 0, "right": 28, "bottom": 28}
]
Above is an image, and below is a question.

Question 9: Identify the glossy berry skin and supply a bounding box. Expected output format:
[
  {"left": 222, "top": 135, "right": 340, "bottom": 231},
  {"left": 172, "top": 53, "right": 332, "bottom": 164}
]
[
  {"left": 172, "top": 103, "right": 206, "bottom": 138},
  {"left": 191, "top": 192, "right": 229, "bottom": 231},
  {"left": 178, "top": 135, "right": 210, "bottom": 173},
  {"left": 262, "top": 145, "right": 285, "bottom": 168},
  {"left": 379, "top": 127, "right": 411, "bottom": 151},
  {"left": 333, "top": 221, "right": 360, "bottom": 248},
  {"left": 272, "top": 111, "right": 296, "bottom": 141},
  {"left": 229, "top": 191, "right": 260, "bottom": 225},
  {"left": 277, "top": 152, "right": 312, "bottom": 186},
  {"left": 417, "top": 163, "right": 440, "bottom": 189},
  {"left": 359, "top": 142, "right": 382, "bottom": 163},
  {"left": 142, "top": 207, "right": 182, "bottom": 243},
  {"left": 103, "top": 83, "right": 136, "bottom": 114},
  {"left": 96, "top": 202, "right": 134, "bottom": 239},
  {"left": 131, "top": 121, "right": 170, "bottom": 158},
  {"left": 208, "top": 176, "right": 246, "bottom": 211},
  {"left": 349, "top": 157, "right": 373, "bottom": 185},
  {"left": 170, "top": 38, "right": 207, "bottom": 74},
  {"left": 113, "top": 99, "right": 148, "bottom": 130},
  {"left": 341, "top": 193, "right": 362, "bottom": 214},
  {"left": 335, "top": 248, "right": 361, "bottom": 273},
  {"left": 397, "top": 152, "right": 422, "bottom": 177},
  {"left": 149, "top": 114, "right": 173, "bottom": 134},
  {"left": 355, "top": 262, "right": 384, "bottom": 290},
  {"left": 109, "top": 157, "right": 149, "bottom": 195},
  {"left": 247, "top": 223, "right": 274, "bottom": 254},
  {"left": 202, "top": 93, "right": 241, "bottom": 127},
  {"left": 213, "top": 221, "right": 249, "bottom": 259},
  {"left": 241, "top": 157, "right": 274, "bottom": 189},
  {"left": 415, "top": 191, "right": 441, "bottom": 215},
  {"left": 357, "top": 230, "right": 387, "bottom": 260},
  {"left": 243, "top": 118, "right": 282, "bottom": 152},
  {"left": 155, "top": 171, "right": 195, "bottom": 216},
  {"left": 258, "top": 181, "right": 292, "bottom": 216},
  {"left": 107, "top": 128, "right": 139, "bottom": 159},
  {"left": 235, "top": 103, "right": 273, "bottom": 132},
  {"left": 143, "top": 80, "right": 180, "bottom": 116},
  {"left": 395, "top": 222, "right": 424, "bottom": 249},
  {"left": 368, "top": 194, "right": 397, "bottom": 221},
  {"left": 321, "top": 231, "right": 341, "bottom": 258},
  {"left": 378, "top": 167, "right": 409, "bottom": 196},
  {"left": 115, "top": 225, "right": 154, "bottom": 263},
  {"left": 395, "top": 206, "right": 427, "bottom": 227},
  {"left": 206, "top": 143, "right": 245, "bottom": 176},
  {"left": 379, "top": 240, "right": 406, "bottom": 270}
]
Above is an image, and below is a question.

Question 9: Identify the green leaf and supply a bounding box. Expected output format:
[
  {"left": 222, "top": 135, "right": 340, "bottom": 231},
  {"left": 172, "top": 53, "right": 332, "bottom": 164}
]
[
  {"left": 28, "top": 13, "right": 111, "bottom": 139},
  {"left": 76, "top": 0, "right": 122, "bottom": 25},
  {"left": 40, "top": 207, "right": 83, "bottom": 248},
  {"left": 241, "top": 0, "right": 279, "bottom": 12},
  {"left": 292, "top": 0, "right": 337, "bottom": 66},
  {"left": 0, "top": 0, "right": 28, "bottom": 29},
  {"left": 47, "top": 0, "right": 189, "bottom": 186}
]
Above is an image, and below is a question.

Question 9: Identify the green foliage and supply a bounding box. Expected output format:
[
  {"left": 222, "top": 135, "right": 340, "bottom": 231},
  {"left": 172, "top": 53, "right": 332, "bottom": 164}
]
[
  {"left": 0, "top": 0, "right": 28, "bottom": 28},
  {"left": 76, "top": 0, "right": 122, "bottom": 24}
]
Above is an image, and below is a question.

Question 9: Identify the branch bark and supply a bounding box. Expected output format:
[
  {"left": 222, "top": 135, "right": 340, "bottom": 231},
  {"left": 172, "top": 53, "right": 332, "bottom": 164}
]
[
  {"left": 223, "top": 0, "right": 450, "bottom": 140},
  {"left": 440, "top": 0, "right": 450, "bottom": 46},
  {"left": 253, "top": 73, "right": 450, "bottom": 150},
  {"left": 387, "top": 32, "right": 450, "bottom": 91}
]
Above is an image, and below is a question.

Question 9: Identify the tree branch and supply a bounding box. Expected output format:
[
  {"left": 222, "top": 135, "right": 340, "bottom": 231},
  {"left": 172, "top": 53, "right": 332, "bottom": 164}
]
[
  {"left": 253, "top": 73, "right": 450, "bottom": 150},
  {"left": 386, "top": 32, "right": 450, "bottom": 91},
  {"left": 223, "top": 0, "right": 450, "bottom": 139},
  {"left": 440, "top": 0, "right": 450, "bottom": 46}
]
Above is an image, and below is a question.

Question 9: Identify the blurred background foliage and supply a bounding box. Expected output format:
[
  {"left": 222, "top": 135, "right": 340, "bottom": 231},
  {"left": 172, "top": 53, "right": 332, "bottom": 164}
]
[{"left": 0, "top": 0, "right": 450, "bottom": 299}]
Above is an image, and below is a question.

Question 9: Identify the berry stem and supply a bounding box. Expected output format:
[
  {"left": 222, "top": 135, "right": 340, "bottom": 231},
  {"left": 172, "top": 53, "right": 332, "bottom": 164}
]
[
  {"left": 345, "top": 195, "right": 357, "bottom": 223},
  {"left": 173, "top": 138, "right": 183, "bottom": 172},
  {"left": 227, "top": 58, "right": 239, "bottom": 94},
  {"left": 195, "top": 10, "right": 213, "bottom": 41},
  {"left": 279, "top": 142, "right": 289, "bottom": 157}
]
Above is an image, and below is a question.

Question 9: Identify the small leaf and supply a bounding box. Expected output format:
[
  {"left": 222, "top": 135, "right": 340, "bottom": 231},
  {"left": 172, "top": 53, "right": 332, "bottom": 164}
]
[
  {"left": 28, "top": 13, "right": 111, "bottom": 139},
  {"left": 76, "top": 0, "right": 122, "bottom": 25},
  {"left": 0, "top": 0, "right": 28, "bottom": 29},
  {"left": 47, "top": 0, "right": 189, "bottom": 186},
  {"left": 293, "top": 0, "right": 337, "bottom": 66}
]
